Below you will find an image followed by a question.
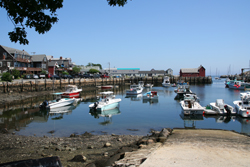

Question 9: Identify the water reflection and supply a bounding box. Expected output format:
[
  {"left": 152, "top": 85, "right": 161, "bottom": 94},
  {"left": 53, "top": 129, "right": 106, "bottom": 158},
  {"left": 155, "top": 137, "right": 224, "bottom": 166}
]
[
  {"left": 179, "top": 112, "right": 203, "bottom": 129},
  {"left": 89, "top": 108, "right": 121, "bottom": 126},
  {"left": 142, "top": 99, "right": 159, "bottom": 105},
  {"left": 236, "top": 117, "right": 250, "bottom": 135},
  {"left": 0, "top": 106, "right": 49, "bottom": 133},
  {"left": 204, "top": 115, "right": 236, "bottom": 124},
  {"left": 125, "top": 94, "right": 143, "bottom": 101}
]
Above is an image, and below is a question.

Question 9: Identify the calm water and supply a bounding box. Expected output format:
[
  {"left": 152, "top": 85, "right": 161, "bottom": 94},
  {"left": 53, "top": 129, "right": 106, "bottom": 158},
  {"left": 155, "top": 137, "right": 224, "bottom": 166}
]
[{"left": 1, "top": 78, "right": 250, "bottom": 137}]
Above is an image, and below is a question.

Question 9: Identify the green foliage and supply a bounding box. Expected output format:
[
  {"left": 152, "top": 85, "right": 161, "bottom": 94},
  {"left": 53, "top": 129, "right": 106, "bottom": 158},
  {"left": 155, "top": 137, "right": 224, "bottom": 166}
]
[
  {"left": 12, "top": 69, "right": 20, "bottom": 79},
  {"left": 0, "top": 0, "right": 63, "bottom": 45},
  {"left": 1, "top": 72, "right": 13, "bottom": 82},
  {"left": 62, "top": 71, "right": 69, "bottom": 75},
  {"left": 89, "top": 69, "right": 100, "bottom": 74},
  {"left": 72, "top": 66, "right": 81, "bottom": 74},
  {"left": 41, "top": 69, "right": 47, "bottom": 75},
  {"left": 107, "top": 0, "right": 128, "bottom": 6},
  {"left": 86, "top": 62, "right": 102, "bottom": 70}
]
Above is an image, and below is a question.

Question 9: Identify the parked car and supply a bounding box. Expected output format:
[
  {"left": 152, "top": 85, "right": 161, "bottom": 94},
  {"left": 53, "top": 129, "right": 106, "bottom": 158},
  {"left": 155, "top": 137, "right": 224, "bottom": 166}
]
[
  {"left": 50, "top": 74, "right": 61, "bottom": 80},
  {"left": 61, "top": 74, "right": 68, "bottom": 79},
  {"left": 65, "top": 75, "right": 74, "bottom": 79},
  {"left": 71, "top": 74, "right": 80, "bottom": 78},
  {"left": 33, "top": 74, "right": 39, "bottom": 79},
  {"left": 100, "top": 74, "right": 110, "bottom": 78},
  {"left": 81, "top": 74, "right": 93, "bottom": 78},
  {"left": 24, "top": 74, "right": 32, "bottom": 79},
  {"left": 93, "top": 74, "right": 100, "bottom": 78}
]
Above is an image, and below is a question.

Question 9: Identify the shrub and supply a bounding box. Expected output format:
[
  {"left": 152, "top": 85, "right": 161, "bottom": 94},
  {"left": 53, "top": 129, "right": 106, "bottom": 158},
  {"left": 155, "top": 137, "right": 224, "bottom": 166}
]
[
  {"left": 12, "top": 69, "right": 20, "bottom": 79},
  {"left": 1, "top": 72, "right": 13, "bottom": 82}
]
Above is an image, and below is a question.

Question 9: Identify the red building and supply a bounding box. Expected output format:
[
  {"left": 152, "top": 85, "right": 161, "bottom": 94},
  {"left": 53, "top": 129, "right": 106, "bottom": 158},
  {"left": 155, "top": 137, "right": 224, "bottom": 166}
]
[{"left": 180, "top": 65, "right": 205, "bottom": 77}]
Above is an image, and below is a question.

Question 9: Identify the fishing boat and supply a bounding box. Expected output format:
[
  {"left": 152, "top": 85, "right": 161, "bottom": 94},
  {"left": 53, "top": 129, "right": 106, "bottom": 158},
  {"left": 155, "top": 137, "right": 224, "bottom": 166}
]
[
  {"left": 144, "top": 83, "right": 153, "bottom": 88},
  {"left": 162, "top": 76, "right": 171, "bottom": 87},
  {"left": 174, "top": 83, "right": 193, "bottom": 99},
  {"left": 101, "top": 85, "right": 113, "bottom": 89},
  {"left": 227, "top": 79, "right": 249, "bottom": 90},
  {"left": 143, "top": 91, "right": 158, "bottom": 100},
  {"left": 204, "top": 99, "right": 235, "bottom": 115},
  {"left": 180, "top": 94, "right": 204, "bottom": 115},
  {"left": 89, "top": 91, "right": 121, "bottom": 111},
  {"left": 233, "top": 92, "right": 250, "bottom": 117},
  {"left": 138, "top": 81, "right": 144, "bottom": 88},
  {"left": 62, "top": 85, "right": 82, "bottom": 98},
  {"left": 39, "top": 93, "right": 77, "bottom": 109},
  {"left": 126, "top": 84, "right": 143, "bottom": 95}
]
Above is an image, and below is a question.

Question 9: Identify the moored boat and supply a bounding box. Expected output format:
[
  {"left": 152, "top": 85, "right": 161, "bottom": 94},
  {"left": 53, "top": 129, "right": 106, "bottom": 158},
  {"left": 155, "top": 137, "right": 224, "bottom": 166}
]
[
  {"left": 62, "top": 85, "right": 82, "bottom": 98},
  {"left": 101, "top": 85, "right": 113, "bottom": 89},
  {"left": 126, "top": 84, "right": 143, "bottom": 95},
  {"left": 180, "top": 94, "right": 204, "bottom": 115},
  {"left": 204, "top": 99, "right": 235, "bottom": 115},
  {"left": 144, "top": 83, "right": 153, "bottom": 88},
  {"left": 143, "top": 91, "right": 158, "bottom": 100},
  {"left": 40, "top": 93, "right": 77, "bottom": 109},
  {"left": 233, "top": 92, "right": 250, "bottom": 117},
  {"left": 162, "top": 76, "right": 171, "bottom": 87},
  {"left": 89, "top": 91, "right": 121, "bottom": 111}
]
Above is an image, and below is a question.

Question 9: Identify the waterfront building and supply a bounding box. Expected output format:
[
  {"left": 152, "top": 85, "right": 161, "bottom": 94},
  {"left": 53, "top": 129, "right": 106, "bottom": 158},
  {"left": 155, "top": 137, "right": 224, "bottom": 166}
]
[
  {"left": 180, "top": 65, "right": 206, "bottom": 77},
  {"left": 139, "top": 69, "right": 166, "bottom": 77},
  {"left": 166, "top": 68, "right": 173, "bottom": 75},
  {"left": 47, "top": 56, "right": 73, "bottom": 75},
  {"left": 78, "top": 65, "right": 101, "bottom": 73},
  {"left": 0, "top": 45, "right": 41, "bottom": 75},
  {"left": 102, "top": 68, "right": 140, "bottom": 77}
]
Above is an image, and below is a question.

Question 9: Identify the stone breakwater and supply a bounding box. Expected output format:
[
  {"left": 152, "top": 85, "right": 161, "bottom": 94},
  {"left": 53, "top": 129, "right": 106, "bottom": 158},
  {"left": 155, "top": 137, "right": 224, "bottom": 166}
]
[{"left": 0, "top": 128, "right": 172, "bottom": 167}]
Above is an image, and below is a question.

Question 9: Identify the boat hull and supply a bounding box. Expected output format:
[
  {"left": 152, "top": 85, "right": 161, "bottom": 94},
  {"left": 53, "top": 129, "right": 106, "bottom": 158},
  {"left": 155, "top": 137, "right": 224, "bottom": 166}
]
[
  {"left": 47, "top": 98, "right": 76, "bottom": 109},
  {"left": 89, "top": 101, "right": 120, "bottom": 112},
  {"left": 180, "top": 101, "right": 204, "bottom": 115},
  {"left": 62, "top": 92, "right": 80, "bottom": 98},
  {"left": 233, "top": 100, "right": 250, "bottom": 117}
]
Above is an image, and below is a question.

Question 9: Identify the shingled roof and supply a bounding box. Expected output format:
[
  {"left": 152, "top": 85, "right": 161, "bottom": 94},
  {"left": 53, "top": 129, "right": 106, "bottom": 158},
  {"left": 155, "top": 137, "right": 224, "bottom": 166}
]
[
  {"left": 0, "top": 45, "right": 30, "bottom": 56},
  {"left": 31, "top": 54, "right": 46, "bottom": 62},
  {"left": 180, "top": 65, "right": 205, "bottom": 73}
]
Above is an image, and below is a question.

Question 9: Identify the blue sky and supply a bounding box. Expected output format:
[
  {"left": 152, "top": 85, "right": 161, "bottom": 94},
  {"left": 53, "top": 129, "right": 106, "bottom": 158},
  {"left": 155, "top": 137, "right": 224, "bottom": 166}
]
[{"left": 0, "top": 0, "right": 249, "bottom": 75}]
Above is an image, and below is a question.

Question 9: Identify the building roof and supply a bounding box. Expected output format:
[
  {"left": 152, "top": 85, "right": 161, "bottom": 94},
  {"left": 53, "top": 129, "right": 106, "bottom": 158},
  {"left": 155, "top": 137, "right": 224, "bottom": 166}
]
[
  {"left": 180, "top": 68, "right": 199, "bottom": 73},
  {"left": 181, "top": 65, "right": 205, "bottom": 73},
  {"left": 139, "top": 70, "right": 165, "bottom": 74},
  {"left": 31, "top": 54, "right": 46, "bottom": 62},
  {"left": 0, "top": 45, "right": 30, "bottom": 56}
]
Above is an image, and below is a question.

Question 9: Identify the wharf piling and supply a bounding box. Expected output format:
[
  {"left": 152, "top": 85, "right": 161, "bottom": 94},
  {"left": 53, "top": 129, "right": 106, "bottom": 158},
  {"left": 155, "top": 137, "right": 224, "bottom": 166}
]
[{"left": 0, "top": 76, "right": 212, "bottom": 94}]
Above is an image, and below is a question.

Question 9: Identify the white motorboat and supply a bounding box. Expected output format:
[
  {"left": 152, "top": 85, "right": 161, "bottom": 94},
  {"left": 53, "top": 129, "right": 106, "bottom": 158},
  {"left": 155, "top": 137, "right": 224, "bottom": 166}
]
[
  {"left": 138, "top": 81, "right": 144, "bottom": 88},
  {"left": 39, "top": 93, "right": 77, "bottom": 109},
  {"left": 144, "top": 83, "right": 153, "bottom": 88},
  {"left": 126, "top": 84, "right": 143, "bottom": 95},
  {"left": 204, "top": 99, "right": 235, "bottom": 115},
  {"left": 89, "top": 91, "right": 121, "bottom": 111},
  {"left": 233, "top": 92, "right": 250, "bottom": 117},
  {"left": 62, "top": 85, "right": 82, "bottom": 98},
  {"left": 162, "top": 76, "right": 171, "bottom": 87},
  {"left": 143, "top": 91, "right": 158, "bottom": 100},
  {"left": 180, "top": 94, "right": 204, "bottom": 115}
]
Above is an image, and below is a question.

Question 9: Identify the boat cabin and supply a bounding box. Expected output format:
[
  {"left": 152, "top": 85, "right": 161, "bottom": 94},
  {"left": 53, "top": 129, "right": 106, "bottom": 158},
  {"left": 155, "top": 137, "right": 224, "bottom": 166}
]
[{"left": 65, "top": 85, "right": 79, "bottom": 92}]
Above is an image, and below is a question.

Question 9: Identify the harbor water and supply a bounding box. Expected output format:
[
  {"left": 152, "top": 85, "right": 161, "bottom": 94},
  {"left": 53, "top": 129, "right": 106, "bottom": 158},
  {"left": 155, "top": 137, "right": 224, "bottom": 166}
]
[{"left": 1, "top": 77, "right": 249, "bottom": 137}]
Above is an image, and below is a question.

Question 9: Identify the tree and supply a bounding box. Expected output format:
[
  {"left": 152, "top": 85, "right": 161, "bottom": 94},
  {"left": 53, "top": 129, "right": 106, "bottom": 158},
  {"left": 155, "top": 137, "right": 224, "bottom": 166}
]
[
  {"left": 72, "top": 66, "right": 81, "bottom": 74},
  {"left": 1, "top": 0, "right": 129, "bottom": 45},
  {"left": 1, "top": 72, "right": 13, "bottom": 82},
  {"left": 41, "top": 69, "right": 47, "bottom": 75},
  {"left": 0, "top": 0, "right": 63, "bottom": 45},
  {"left": 86, "top": 63, "right": 102, "bottom": 70},
  {"left": 89, "top": 69, "right": 99, "bottom": 74},
  {"left": 12, "top": 69, "right": 20, "bottom": 79},
  {"left": 62, "top": 71, "right": 69, "bottom": 75}
]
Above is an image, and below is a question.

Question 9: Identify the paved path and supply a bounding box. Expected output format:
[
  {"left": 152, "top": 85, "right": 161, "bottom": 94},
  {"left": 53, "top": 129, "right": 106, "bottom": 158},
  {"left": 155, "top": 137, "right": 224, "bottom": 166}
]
[{"left": 140, "top": 129, "right": 250, "bottom": 167}]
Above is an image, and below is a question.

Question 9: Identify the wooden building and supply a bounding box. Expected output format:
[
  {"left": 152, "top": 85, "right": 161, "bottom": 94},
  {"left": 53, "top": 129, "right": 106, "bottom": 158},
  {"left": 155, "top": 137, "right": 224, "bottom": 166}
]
[{"left": 180, "top": 65, "right": 206, "bottom": 77}]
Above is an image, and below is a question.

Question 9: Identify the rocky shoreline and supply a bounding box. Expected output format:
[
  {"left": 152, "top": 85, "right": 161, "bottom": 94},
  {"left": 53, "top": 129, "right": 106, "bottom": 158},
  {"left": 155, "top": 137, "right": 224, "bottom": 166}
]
[{"left": 0, "top": 128, "right": 172, "bottom": 167}]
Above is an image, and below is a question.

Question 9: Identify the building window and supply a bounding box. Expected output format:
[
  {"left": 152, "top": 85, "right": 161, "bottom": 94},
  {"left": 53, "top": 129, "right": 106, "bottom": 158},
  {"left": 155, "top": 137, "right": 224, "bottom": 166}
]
[
  {"left": 7, "top": 62, "right": 11, "bottom": 67},
  {"left": 0, "top": 62, "right": 2, "bottom": 67}
]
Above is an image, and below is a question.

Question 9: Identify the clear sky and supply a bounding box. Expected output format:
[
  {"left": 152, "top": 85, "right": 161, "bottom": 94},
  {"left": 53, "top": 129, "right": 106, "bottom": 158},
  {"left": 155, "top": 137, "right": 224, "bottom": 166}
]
[{"left": 0, "top": 0, "right": 249, "bottom": 75}]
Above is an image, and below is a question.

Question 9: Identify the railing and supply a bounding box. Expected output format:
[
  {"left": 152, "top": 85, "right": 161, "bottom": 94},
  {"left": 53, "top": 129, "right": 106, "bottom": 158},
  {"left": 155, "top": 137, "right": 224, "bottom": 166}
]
[
  {"left": 15, "top": 67, "right": 41, "bottom": 72},
  {"left": 15, "top": 57, "right": 31, "bottom": 63}
]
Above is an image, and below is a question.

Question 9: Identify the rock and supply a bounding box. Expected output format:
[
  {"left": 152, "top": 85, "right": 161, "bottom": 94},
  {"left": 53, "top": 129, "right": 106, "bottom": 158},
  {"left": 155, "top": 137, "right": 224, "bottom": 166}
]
[
  {"left": 70, "top": 155, "right": 87, "bottom": 162},
  {"left": 158, "top": 136, "right": 167, "bottom": 143},
  {"left": 104, "top": 142, "right": 111, "bottom": 147},
  {"left": 70, "top": 134, "right": 75, "bottom": 137},
  {"left": 147, "top": 139, "right": 155, "bottom": 145},
  {"left": 159, "top": 128, "right": 170, "bottom": 137},
  {"left": 86, "top": 163, "right": 96, "bottom": 167},
  {"left": 88, "top": 145, "right": 94, "bottom": 149},
  {"left": 48, "top": 130, "right": 55, "bottom": 134},
  {"left": 117, "top": 138, "right": 122, "bottom": 142},
  {"left": 1, "top": 128, "right": 8, "bottom": 134}
]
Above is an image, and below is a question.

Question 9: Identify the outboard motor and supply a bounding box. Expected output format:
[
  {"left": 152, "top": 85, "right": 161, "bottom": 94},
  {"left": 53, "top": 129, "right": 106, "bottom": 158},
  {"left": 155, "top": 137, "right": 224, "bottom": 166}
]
[
  {"left": 224, "top": 105, "right": 231, "bottom": 115},
  {"left": 92, "top": 101, "right": 99, "bottom": 110},
  {"left": 40, "top": 100, "right": 48, "bottom": 109}
]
